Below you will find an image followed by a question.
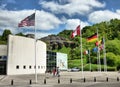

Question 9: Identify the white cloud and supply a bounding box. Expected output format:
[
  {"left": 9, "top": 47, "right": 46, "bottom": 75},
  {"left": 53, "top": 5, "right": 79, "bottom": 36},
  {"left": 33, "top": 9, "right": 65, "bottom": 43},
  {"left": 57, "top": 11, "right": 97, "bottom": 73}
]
[
  {"left": 116, "top": 9, "right": 120, "bottom": 15},
  {"left": 65, "top": 19, "right": 89, "bottom": 30},
  {"left": 36, "top": 10, "right": 62, "bottom": 30},
  {"left": 36, "top": 32, "right": 52, "bottom": 39},
  {"left": 39, "top": 0, "right": 105, "bottom": 16},
  {"left": 24, "top": 31, "right": 52, "bottom": 39},
  {"left": 0, "top": 9, "right": 62, "bottom": 34},
  {"left": 88, "top": 10, "right": 120, "bottom": 23}
]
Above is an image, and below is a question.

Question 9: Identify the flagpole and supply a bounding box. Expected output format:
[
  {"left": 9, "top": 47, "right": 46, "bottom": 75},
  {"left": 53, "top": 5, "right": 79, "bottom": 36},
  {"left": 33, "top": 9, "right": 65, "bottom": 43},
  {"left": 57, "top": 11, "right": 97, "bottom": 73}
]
[
  {"left": 34, "top": 10, "right": 37, "bottom": 83},
  {"left": 18, "top": 11, "right": 37, "bottom": 83},
  {"left": 80, "top": 24, "right": 84, "bottom": 78},
  {"left": 96, "top": 29, "right": 99, "bottom": 72},
  {"left": 98, "top": 46, "right": 101, "bottom": 72},
  {"left": 88, "top": 49, "right": 91, "bottom": 71},
  {"left": 97, "top": 28, "right": 101, "bottom": 72},
  {"left": 71, "top": 24, "right": 83, "bottom": 78},
  {"left": 103, "top": 37, "right": 107, "bottom": 72}
]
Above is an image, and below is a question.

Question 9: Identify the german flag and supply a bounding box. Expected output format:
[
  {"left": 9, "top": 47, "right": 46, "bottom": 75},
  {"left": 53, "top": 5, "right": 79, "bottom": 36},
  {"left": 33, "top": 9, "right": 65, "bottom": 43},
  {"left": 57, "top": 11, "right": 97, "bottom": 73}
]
[{"left": 87, "top": 33, "right": 97, "bottom": 42}]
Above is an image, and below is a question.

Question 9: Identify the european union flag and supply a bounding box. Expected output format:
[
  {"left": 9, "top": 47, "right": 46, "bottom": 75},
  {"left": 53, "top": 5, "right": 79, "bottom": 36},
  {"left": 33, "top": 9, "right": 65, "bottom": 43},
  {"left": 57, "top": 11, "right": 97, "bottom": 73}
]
[{"left": 93, "top": 47, "right": 98, "bottom": 52}]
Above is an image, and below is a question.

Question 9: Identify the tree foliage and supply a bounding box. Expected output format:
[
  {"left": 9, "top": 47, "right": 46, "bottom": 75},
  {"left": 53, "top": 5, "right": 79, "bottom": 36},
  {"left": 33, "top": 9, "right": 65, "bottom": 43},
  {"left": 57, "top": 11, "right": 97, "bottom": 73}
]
[
  {"left": 15, "top": 32, "right": 25, "bottom": 36},
  {"left": 106, "top": 39, "right": 120, "bottom": 55},
  {"left": 56, "top": 19, "right": 120, "bottom": 69},
  {"left": 106, "top": 52, "right": 117, "bottom": 66},
  {"left": 1, "top": 29, "right": 12, "bottom": 41}
]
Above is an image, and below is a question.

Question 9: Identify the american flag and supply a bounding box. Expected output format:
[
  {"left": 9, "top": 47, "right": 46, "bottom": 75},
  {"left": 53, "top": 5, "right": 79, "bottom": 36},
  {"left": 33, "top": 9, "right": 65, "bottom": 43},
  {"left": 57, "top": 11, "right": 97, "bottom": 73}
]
[{"left": 18, "top": 13, "right": 35, "bottom": 27}]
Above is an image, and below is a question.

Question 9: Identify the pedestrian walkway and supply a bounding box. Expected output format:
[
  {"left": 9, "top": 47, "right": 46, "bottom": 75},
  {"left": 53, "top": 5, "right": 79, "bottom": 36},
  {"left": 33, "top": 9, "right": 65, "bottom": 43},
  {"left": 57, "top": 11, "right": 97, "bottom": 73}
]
[{"left": 0, "top": 71, "right": 120, "bottom": 87}]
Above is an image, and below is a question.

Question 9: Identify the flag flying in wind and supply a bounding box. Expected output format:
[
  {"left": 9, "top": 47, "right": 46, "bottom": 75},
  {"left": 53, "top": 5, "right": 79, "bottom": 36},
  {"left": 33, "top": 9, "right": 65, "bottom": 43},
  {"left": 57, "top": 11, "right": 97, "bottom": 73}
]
[
  {"left": 99, "top": 44, "right": 104, "bottom": 50},
  {"left": 99, "top": 38, "right": 104, "bottom": 50},
  {"left": 87, "top": 33, "right": 97, "bottom": 42},
  {"left": 93, "top": 47, "right": 98, "bottom": 52},
  {"left": 18, "top": 13, "right": 35, "bottom": 27},
  {"left": 71, "top": 25, "right": 80, "bottom": 38},
  {"left": 84, "top": 50, "right": 89, "bottom": 55},
  {"left": 95, "top": 40, "right": 102, "bottom": 46}
]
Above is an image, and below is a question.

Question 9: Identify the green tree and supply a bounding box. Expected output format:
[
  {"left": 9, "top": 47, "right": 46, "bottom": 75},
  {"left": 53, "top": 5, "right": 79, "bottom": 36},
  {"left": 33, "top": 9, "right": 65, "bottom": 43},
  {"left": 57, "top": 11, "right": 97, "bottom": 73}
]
[
  {"left": 16, "top": 32, "right": 25, "bottom": 36},
  {"left": 116, "top": 55, "right": 120, "bottom": 70},
  {"left": 58, "top": 30, "right": 72, "bottom": 39},
  {"left": 106, "top": 52, "right": 117, "bottom": 66},
  {"left": 106, "top": 39, "right": 120, "bottom": 55},
  {"left": 2, "top": 29, "right": 12, "bottom": 41},
  {"left": 69, "top": 48, "right": 76, "bottom": 60}
]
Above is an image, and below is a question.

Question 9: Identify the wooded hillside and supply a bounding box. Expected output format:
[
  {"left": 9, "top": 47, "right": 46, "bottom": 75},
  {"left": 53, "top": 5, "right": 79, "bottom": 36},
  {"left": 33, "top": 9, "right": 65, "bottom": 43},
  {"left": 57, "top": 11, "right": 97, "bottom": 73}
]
[{"left": 1, "top": 19, "right": 120, "bottom": 71}]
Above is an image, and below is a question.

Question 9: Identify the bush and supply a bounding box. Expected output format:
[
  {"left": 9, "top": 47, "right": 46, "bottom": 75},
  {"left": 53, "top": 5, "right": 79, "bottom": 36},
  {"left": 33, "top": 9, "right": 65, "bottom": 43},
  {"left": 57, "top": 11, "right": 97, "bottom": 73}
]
[
  {"left": 84, "top": 64, "right": 98, "bottom": 71},
  {"left": 68, "top": 59, "right": 87, "bottom": 68},
  {"left": 106, "top": 52, "right": 117, "bottom": 66},
  {"left": 107, "top": 67, "right": 116, "bottom": 71},
  {"left": 83, "top": 64, "right": 116, "bottom": 71}
]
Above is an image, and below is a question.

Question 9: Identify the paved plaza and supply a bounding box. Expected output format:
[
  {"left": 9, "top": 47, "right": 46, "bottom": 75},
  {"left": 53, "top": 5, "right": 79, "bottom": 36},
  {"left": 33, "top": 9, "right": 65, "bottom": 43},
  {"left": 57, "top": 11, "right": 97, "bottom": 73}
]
[{"left": 0, "top": 71, "right": 120, "bottom": 87}]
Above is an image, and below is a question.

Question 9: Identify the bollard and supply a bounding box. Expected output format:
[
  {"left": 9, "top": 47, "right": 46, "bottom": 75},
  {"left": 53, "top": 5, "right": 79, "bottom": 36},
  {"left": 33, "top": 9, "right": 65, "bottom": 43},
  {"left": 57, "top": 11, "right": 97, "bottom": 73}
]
[
  {"left": 29, "top": 79, "right": 32, "bottom": 85},
  {"left": 70, "top": 78, "right": 72, "bottom": 83},
  {"left": 58, "top": 78, "right": 60, "bottom": 84},
  {"left": 117, "top": 77, "right": 119, "bottom": 81},
  {"left": 11, "top": 80, "right": 13, "bottom": 85},
  {"left": 106, "top": 77, "right": 108, "bottom": 82},
  {"left": 83, "top": 77, "right": 86, "bottom": 82},
  {"left": 44, "top": 79, "right": 46, "bottom": 84},
  {"left": 94, "top": 77, "right": 96, "bottom": 82}
]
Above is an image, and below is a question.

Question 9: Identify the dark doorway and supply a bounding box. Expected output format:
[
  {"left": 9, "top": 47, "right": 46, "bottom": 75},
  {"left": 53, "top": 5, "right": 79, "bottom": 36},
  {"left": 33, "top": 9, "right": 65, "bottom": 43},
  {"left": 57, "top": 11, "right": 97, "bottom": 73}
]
[{"left": 0, "top": 60, "right": 6, "bottom": 75}]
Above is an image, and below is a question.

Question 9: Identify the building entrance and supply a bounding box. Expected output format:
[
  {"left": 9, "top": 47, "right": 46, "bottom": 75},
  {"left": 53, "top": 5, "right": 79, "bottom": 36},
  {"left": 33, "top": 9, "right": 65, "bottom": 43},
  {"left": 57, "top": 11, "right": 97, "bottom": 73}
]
[{"left": 0, "top": 60, "right": 6, "bottom": 75}]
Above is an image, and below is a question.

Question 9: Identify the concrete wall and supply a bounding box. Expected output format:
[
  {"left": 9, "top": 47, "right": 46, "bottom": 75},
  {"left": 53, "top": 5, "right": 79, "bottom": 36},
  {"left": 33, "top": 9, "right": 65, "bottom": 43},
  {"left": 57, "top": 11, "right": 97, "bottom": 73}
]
[{"left": 7, "top": 35, "right": 46, "bottom": 75}]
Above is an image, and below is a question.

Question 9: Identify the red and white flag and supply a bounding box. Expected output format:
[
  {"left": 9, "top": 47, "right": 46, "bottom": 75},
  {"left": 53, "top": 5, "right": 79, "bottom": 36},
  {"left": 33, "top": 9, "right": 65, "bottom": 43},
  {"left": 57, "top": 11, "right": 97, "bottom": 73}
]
[{"left": 71, "top": 25, "right": 80, "bottom": 38}]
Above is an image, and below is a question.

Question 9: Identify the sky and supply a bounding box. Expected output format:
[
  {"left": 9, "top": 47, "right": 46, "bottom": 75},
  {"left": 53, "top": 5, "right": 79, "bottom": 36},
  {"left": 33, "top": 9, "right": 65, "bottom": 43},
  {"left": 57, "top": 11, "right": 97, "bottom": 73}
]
[{"left": 0, "top": 0, "right": 120, "bottom": 38}]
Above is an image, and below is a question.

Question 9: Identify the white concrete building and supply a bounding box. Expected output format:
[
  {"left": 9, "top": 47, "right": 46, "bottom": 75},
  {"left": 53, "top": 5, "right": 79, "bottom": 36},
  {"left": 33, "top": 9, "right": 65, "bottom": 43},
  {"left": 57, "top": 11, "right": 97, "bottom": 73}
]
[
  {"left": 7, "top": 35, "right": 46, "bottom": 75},
  {"left": 0, "top": 35, "right": 68, "bottom": 75}
]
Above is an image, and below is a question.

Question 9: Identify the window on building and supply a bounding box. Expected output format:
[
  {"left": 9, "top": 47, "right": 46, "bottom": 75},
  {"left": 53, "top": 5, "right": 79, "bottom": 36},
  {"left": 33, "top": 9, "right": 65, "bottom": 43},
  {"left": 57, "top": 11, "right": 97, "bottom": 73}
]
[
  {"left": 16, "top": 65, "right": 19, "bottom": 69},
  {"left": 23, "top": 65, "right": 26, "bottom": 69},
  {"left": 0, "top": 56, "right": 2, "bottom": 59},
  {"left": 38, "top": 66, "right": 40, "bottom": 69},
  {"left": 29, "top": 65, "right": 32, "bottom": 69},
  {"left": 3, "top": 56, "right": 7, "bottom": 60}
]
